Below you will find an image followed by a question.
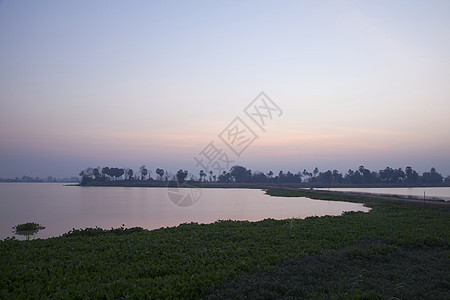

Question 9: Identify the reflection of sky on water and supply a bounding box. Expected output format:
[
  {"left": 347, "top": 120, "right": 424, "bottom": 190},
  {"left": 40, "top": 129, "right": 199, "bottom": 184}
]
[{"left": 1, "top": 183, "right": 369, "bottom": 240}]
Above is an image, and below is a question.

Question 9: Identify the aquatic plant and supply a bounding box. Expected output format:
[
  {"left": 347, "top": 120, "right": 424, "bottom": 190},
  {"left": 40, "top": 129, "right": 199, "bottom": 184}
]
[{"left": 12, "top": 222, "right": 45, "bottom": 240}]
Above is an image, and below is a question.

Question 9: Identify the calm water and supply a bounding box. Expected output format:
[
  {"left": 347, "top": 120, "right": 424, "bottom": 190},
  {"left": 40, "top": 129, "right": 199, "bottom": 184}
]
[
  {"left": 0, "top": 183, "right": 369, "bottom": 240},
  {"left": 322, "top": 187, "right": 450, "bottom": 201}
]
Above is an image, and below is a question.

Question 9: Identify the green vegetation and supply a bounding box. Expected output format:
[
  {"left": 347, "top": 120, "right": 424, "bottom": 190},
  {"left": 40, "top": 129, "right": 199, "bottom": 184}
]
[
  {"left": 12, "top": 222, "right": 45, "bottom": 241},
  {"left": 1, "top": 191, "right": 449, "bottom": 298},
  {"left": 12, "top": 222, "right": 45, "bottom": 233}
]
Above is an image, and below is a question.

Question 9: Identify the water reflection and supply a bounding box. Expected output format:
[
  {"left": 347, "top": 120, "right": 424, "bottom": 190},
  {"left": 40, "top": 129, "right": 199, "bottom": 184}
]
[{"left": 0, "top": 183, "right": 369, "bottom": 240}]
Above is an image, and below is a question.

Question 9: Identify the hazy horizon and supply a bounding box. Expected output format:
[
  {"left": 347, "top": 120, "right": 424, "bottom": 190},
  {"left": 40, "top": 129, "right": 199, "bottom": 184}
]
[{"left": 1, "top": 1, "right": 449, "bottom": 178}]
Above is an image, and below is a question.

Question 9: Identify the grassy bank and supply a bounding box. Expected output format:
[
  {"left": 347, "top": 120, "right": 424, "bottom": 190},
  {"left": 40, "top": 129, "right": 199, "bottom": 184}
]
[{"left": 0, "top": 190, "right": 449, "bottom": 298}]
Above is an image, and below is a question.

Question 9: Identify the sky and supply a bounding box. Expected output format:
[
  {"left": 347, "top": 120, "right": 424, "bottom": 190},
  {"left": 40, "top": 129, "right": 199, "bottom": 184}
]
[{"left": 0, "top": 0, "right": 449, "bottom": 178}]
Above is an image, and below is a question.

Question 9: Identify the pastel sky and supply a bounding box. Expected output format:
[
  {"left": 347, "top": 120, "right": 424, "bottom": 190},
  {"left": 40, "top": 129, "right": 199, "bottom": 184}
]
[{"left": 1, "top": 0, "right": 449, "bottom": 178}]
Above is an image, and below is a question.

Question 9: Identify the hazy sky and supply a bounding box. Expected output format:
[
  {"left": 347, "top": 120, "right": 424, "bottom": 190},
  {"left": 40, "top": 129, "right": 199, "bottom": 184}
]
[{"left": 1, "top": 0, "right": 449, "bottom": 178}]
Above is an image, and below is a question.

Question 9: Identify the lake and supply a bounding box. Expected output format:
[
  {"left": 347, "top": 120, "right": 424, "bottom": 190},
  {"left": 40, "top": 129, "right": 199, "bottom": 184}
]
[
  {"left": 0, "top": 183, "right": 369, "bottom": 240},
  {"left": 321, "top": 187, "right": 450, "bottom": 201}
]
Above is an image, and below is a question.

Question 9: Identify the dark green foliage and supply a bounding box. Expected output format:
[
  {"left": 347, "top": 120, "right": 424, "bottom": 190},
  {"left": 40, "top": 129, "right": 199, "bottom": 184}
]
[
  {"left": 1, "top": 192, "right": 449, "bottom": 298},
  {"left": 62, "top": 226, "right": 145, "bottom": 237},
  {"left": 12, "top": 222, "right": 45, "bottom": 233},
  {"left": 12, "top": 222, "right": 46, "bottom": 241},
  {"left": 210, "top": 242, "right": 449, "bottom": 299}
]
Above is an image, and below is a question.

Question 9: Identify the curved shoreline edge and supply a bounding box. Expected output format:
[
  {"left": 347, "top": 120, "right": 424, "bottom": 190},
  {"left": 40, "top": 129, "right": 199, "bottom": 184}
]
[{"left": 264, "top": 188, "right": 450, "bottom": 209}]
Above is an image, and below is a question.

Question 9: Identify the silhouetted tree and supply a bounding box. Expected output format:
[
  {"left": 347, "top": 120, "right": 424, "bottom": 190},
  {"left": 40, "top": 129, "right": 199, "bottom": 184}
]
[
  {"left": 217, "top": 171, "right": 231, "bottom": 183},
  {"left": 405, "top": 166, "right": 419, "bottom": 184},
  {"left": 332, "top": 170, "right": 343, "bottom": 183},
  {"left": 344, "top": 169, "right": 362, "bottom": 184},
  {"left": 422, "top": 167, "right": 443, "bottom": 184},
  {"left": 113, "top": 168, "right": 125, "bottom": 180},
  {"left": 276, "top": 170, "right": 301, "bottom": 183},
  {"left": 102, "top": 167, "right": 110, "bottom": 179},
  {"left": 125, "top": 169, "right": 133, "bottom": 180},
  {"left": 357, "top": 166, "right": 378, "bottom": 184},
  {"left": 302, "top": 169, "right": 313, "bottom": 182},
  {"left": 379, "top": 167, "right": 404, "bottom": 183},
  {"left": 93, "top": 168, "right": 100, "bottom": 179},
  {"left": 176, "top": 169, "right": 188, "bottom": 183},
  {"left": 78, "top": 164, "right": 446, "bottom": 187},
  {"left": 139, "top": 165, "right": 148, "bottom": 180},
  {"left": 313, "top": 167, "right": 319, "bottom": 178},
  {"left": 276, "top": 170, "right": 284, "bottom": 183},
  {"left": 317, "top": 170, "right": 332, "bottom": 185},
  {"left": 199, "top": 170, "right": 206, "bottom": 182},
  {"left": 230, "top": 165, "right": 251, "bottom": 183},
  {"left": 79, "top": 168, "right": 94, "bottom": 184},
  {"left": 252, "top": 171, "right": 268, "bottom": 183},
  {"left": 156, "top": 168, "right": 164, "bottom": 181}
]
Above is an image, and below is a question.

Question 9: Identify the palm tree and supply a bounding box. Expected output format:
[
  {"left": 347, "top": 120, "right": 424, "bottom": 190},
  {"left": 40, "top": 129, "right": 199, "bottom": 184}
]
[
  {"left": 156, "top": 168, "right": 164, "bottom": 181},
  {"left": 199, "top": 170, "right": 206, "bottom": 182},
  {"left": 209, "top": 170, "right": 213, "bottom": 182},
  {"left": 313, "top": 167, "right": 319, "bottom": 178}
]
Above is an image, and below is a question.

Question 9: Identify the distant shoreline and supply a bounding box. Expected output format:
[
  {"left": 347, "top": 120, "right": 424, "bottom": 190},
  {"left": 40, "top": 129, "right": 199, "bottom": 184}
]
[{"left": 76, "top": 180, "right": 450, "bottom": 189}]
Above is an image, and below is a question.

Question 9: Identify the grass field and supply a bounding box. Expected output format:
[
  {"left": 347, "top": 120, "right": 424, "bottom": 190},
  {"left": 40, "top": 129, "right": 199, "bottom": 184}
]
[{"left": 1, "top": 189, "right": 449, "bottom": 298}]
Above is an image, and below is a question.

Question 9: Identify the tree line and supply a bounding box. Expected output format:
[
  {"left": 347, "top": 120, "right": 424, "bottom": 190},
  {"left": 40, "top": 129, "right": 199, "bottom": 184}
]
[
  {"left": 79, "top": 165, "right": 449, "bottom": 185},
  {"left": 0, "top": 175, "right": 79, "bottom": 183}
]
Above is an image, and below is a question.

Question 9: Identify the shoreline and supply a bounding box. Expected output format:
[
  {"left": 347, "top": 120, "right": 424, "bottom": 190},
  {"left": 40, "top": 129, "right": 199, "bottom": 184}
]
[
  {"left": 315, "top": 189, "right": 450, "bottom": 202},
  {"left": 75, "top": 180, "right": 450, "bottom": 203},
  {"left": 5, "top": 189, "right": 449, "bottom": 241},
  {"left": 76, "top": 180, "right": 450, "bottom": 189},
  {"left": 264, "top": 188, "right": 450, "bottom": 210}
]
